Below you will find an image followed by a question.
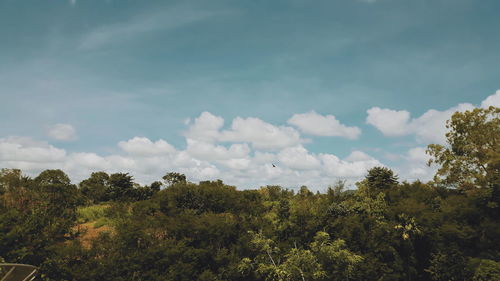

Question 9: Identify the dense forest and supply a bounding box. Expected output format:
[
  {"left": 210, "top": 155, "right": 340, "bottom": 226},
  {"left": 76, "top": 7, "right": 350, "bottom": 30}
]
[{"left": 1, "top": 107, "right": 499, "bottom": 281}]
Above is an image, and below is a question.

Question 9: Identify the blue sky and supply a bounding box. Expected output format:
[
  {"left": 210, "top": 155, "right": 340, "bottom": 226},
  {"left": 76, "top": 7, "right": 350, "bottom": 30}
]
[{"left": 1, "top": 0, "right": 499, "bottom": 189}]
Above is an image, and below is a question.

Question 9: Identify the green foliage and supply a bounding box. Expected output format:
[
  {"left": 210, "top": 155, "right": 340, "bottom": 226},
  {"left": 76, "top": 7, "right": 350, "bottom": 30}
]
[
  {"left": 241, "top": 231, "right": 362, "bottom": 281},
  {"left": 427, "top": 106, "right": 500, "bottom": 189},
  {"left": 79, "top": 171, "right": 110, "bottom": 203},
  {"left": 310, "top": 232, "right": 363, "bottom": 280},
  {"left": 0, "top": 169, "right": 80, "bottom": 265},
  {"left": 79, "top": 171, "right": 160, "bottom": 203},
  {"left": 77, "top": 204, "right": 109, "bottom": 223},
  {"left": 471, "top": 258, "right": 500, "bottom": 281},
  {"left": 163, "top": 172, "right": 187, "bottom": 186},
  {"left": 2, "top": 166, "right": 500, "bottom": 280},
  {"left": 425, "top": 249, "right": 471, "bottom": 281},
  {"left": 365, "top": 166, "right": 399, "bottom": 192}
]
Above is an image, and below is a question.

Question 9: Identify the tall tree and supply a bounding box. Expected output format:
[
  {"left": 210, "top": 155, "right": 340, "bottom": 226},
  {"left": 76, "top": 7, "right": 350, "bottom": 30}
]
[
  {"left": 79, "top": 171, "right": 110, "bottom": 203},
  {"left": 365, "top": 167, "right": 399, "bottom": 192},
  {"left": 427, "top": 106, "right": 500, "bottom": 189},
  {"left": 107, "top": 173, "right": 136, "bottom": 201}
]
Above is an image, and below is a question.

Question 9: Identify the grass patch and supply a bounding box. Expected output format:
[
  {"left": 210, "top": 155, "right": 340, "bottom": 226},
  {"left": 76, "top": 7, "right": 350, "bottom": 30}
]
[
  {"left": 93, "top": 217, "right": 112, "bottom": 228},
  {"left": 77, "top": 204, "right": 110, "bottom": 224}
]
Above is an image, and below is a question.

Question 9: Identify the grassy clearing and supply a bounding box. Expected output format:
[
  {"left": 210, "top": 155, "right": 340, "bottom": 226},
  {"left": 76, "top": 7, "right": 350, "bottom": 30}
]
[
  {"left": 77, "top": 204, "right": 110, "bottom": 224},
  {"left": 75, "top": 204, "right": 115, "bottom": 248}
]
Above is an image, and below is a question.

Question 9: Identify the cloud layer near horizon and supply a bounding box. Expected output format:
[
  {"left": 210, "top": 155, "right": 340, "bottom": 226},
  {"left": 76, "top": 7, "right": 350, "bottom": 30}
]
[
  {"left": 0, "top": 111, "right": 382, "bottom": 189},
  {"left": 1, "top": 90, "right": 498, "bottom": 189},
  {"left": 366, "top": 90, "right": 500, "bottom": 144}
]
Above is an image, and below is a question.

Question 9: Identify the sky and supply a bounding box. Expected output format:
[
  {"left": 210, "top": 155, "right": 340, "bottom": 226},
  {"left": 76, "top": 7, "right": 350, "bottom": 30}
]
[{"left": 1, "top": 0, "right": 499, "bottom": 190}]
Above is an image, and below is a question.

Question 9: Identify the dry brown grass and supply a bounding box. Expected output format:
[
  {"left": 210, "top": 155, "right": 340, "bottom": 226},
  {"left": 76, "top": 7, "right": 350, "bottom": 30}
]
[{"left": 73, "top": 222, "right": 113, "bottom": 249}]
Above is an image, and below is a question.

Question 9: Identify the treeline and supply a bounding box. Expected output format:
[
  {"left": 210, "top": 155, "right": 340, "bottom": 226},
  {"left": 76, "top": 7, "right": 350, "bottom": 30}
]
[{"left": 0, "top": 107, "right": 498, "bottom": 281}]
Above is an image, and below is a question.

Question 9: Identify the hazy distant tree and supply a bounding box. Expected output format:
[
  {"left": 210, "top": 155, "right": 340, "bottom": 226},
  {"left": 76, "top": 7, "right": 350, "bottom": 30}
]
[
  {"left": 162, "top": 172, "right": 187, "bottom": 186},
  {"left": 34, "top": 169, "right": 71, "bottom": 186}
]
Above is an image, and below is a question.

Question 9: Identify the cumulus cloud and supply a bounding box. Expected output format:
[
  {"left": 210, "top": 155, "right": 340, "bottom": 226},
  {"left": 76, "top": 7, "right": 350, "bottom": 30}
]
[
  {"left": 396, "top": 147, "right": 436, "bottom": 181},
  {"left": 186, "top": 139, "right": 250, "bottom": 161},
  {"left": 118, "top": 137, "right": 176, "bottom": 156},
  {"left": 185, "top": 112, "right": 304, "bottom": 150},
  {"left": 0, "top": 137, "right": 66, "bottom": 163},
  {"left": 366, "top": 103, "right": 475, "bottom": 144},
  {"left": 277, "top": 145, "right": 321, "bottom": 170},
  {"left": 481, "top": 90, "right": 500, "bottom": 108},
  {"left": 220, "top": 117, "right": 303, "bottom": 150},
  {"left": 184, "top": 111, "right": 224, "bottom": 142},
  {"left": 367, "top": 91, "right": 500, "bottom": 144},
  {"left": 366, "top": 107, "right": 411, "bottom": 137},
  {"left": 0, "top": 134, "right": 388, "bottom": 190},
  {"left": 0, "top": 137, "right": 67, "bottom": 174},
  {"left": 288, "top": 111, "right": 361, "bottom": 139},
  {"left": 47, "top": 123, "right": 78, "bottom": 141},
  {"left": 321, "top": 151, "right": 382, "bottom": 178},
  {"left": 406, "top": 147, "right": 429, "bottom": 163},
  {"left": 10, "top": 101, "right": 477, "bottom": 189}
]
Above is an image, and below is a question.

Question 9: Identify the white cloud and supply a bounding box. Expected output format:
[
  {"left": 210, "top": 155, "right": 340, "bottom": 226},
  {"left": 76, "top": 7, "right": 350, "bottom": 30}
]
[
  {"left": 344, "top": 150, "right": 373, "bottom": 162},
  {"left": 288, "top": 111, "right": 361, "bottom": 139},
  {"left": 481, "top": 90, "right": 500, "bottom": 108},
  {"left": 184, "top": 111, "right": 224, "bottom": 142},
  {"left": 0, "top": 134, "right": 389, "bottom": 190},
  {"left": 367, "top": 91, "right": 500, "bottom": 144},
  {"left": 185, "top": 112, "right": 305, "bottom": 151},
  {"left": 9, "top": 102, "right": 471, "bottom": 189},
  {"left": 277, "top": 145, "right": 321, "bottom": 170},
  {"left": 220, "top": 117, "right": 303, "bottom": 150},
  {"left": 407, "top": 147, "right": 429, "bottom": 163},
  {"left": 411, "top": 103, "right": 475, "bottom": 144},
  {"left": 0, "top": 137, "right": 67, "bottom": 174},
  {"left": 395, "top": 146, "right": 436, "bottom": 182},
  {"left": 185, "top": 138, "right": 250, "bottom": 161},
  {"left": 366, "top": 103, "right": 475, "bottom": 144},
  {"left": 68, "top": 152, "right": 108, "bottom": 170},
  {"left": 320, "top": 152, "right": 382, "bottom": 178},
  {"left": 366, "top": 107, "right": 411, "bottom": 137},
  {"left": 118, "top": 137, "right": 176, "bottom": 156},
  {"left": 0, "top": 137, "right": 66, "bottom": 163},
  {"left": 47, "top": 123, "right": 78, "bottom": 141},
  {"left": 220, "top": 158, "right": 251, "bottom": 170},
  {"left": 69, "top": 0, "right": 76, "bottom": 6}
]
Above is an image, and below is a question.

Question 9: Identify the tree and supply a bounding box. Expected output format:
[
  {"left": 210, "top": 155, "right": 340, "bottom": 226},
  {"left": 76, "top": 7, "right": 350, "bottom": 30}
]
[
  {"left": 162, "top": 172, "right": 187, "bottom": 187},
  {"left": 471, "top": 259, "right": 500, "bottom": 281},
  {"left": 1, "top": 170, "right": 79, "bottom": 265},
  {"left": 35, "top": 169, "right": 71, "bottom": 186},
  {"left": 365, "top": 167, "right": 399, "bottom": 192},
  {"left": 427, "top": 106, "right": 500, "bottom": 189},
  {"left": 240, "top": 231, "right": 363, "bottom": 281},
  {"left": 310, "top": 232, "right": 363, "bottom": 281},
  {"left": 425, "top": 249, "right": 470, "bottom": 281},
  {"left": 107, "top": 173, "right": 136, "bottom": 201},
  {"left": 239, "top": 231, "right": 325, "bottom": 281},
  {"left": 79, "top": 171, "right": 110, "bottom": 203}
]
